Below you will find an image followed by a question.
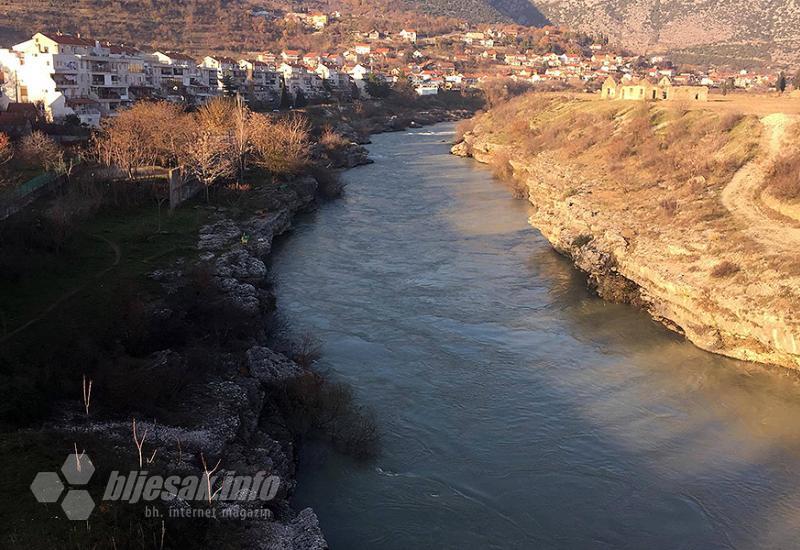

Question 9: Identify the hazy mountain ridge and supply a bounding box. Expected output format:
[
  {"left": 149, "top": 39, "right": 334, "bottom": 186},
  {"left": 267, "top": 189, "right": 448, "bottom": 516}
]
[
  {"left": 411, "top": 0, "right": 800, "bottom": 62},
  {"left": 534, "top": 0, "right": 800, "bottom": 58}
]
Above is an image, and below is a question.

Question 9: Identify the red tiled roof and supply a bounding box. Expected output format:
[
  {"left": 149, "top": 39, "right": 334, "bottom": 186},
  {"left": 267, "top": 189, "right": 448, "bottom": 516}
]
[
  {"left": 41, "top": 33, "right": 95, "bottom": 47},
  {"left": 7, "top": 103, "right": 39, "bottom": 115},
  {"left": 162, "top": 51, "right": 195, "bottom": 62}
]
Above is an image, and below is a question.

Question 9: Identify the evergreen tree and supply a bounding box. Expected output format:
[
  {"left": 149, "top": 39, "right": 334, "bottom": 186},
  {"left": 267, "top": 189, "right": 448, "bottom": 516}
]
[
  {"left": 364, "top": 73, "right": 391, "bottom": 98},
  {"left": 294, "top": 88, "right": 307, "bottom": 108},
  {"left": 221, "top": 74, "right": 238, "bottom": 97},
  {"left": 279, "top": 84, "right": 292, "bottom": 109},
  {"left": 778, "top": 71, "right": 787, "bottom": 93}
]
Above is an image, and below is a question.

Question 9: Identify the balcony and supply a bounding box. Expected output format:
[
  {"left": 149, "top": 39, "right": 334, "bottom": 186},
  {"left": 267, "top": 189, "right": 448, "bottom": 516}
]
[
  {"left": 90, "top": 87, "right": 129, "bottom": 101},
  {"left": 52, "top": 73, "right": 79, "bottom": 87},
  {"left": 89, "top": 61, "right": 112, "bottom": 73}
]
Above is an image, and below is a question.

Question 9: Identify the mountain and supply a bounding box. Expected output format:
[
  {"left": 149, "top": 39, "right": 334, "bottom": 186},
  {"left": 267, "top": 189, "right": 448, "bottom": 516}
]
[
  {"left": 409, "top": 0, "right": 800, "bottom": 64},
  {"left": 533, "top": 0, "right": 800, "bottom": 63}
]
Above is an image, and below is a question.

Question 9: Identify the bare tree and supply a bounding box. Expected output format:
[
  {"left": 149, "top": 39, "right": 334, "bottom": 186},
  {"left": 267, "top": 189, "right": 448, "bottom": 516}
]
[
  {"left": 185, "top": 127, "right": 236, "bottom": 202},
  {"left": 82, "top": 375, "right": 92, "bottom": 416},
  {"left": 20, "top": 131, "right": 63, "bottom": 172},
  {"left": 250, "top": 113, "right": 310, "bottom": 178},
  {"left": 132, "top": 418, "right": 148, "bottom": 469},
  {"left": 94, "top": 102, "right": 191, "bottom": 179},
  {"left": 231, "top": 94, "right": 252, "bottom": 185},
  {"left": 200, "top": 453, "right": 223, "bottom": 504},
  {"left": 95, "top": 115, "right": 154, "bottom": 179}
]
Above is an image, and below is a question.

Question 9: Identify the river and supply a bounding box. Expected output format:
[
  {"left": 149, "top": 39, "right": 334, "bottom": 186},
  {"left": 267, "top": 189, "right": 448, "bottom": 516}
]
[{"left": 271, "top": 123, "right": 800, "bottom": 549}]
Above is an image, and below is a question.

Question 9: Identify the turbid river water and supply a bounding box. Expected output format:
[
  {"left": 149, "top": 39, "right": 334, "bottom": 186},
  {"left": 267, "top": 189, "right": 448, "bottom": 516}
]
[{"left": 272, "top": 123, "right": 800, "bottom": 549}]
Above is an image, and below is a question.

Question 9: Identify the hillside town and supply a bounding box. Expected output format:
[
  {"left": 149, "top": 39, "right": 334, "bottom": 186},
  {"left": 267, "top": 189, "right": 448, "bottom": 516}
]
[{"left": 0, "top": 15, "right": 790, "bottom": 131}]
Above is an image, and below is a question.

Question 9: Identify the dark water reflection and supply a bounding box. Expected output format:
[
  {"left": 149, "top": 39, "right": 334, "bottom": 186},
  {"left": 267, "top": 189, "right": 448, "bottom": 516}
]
[{"left": 271, "top": 124, "right": 800, "bottom": 549}]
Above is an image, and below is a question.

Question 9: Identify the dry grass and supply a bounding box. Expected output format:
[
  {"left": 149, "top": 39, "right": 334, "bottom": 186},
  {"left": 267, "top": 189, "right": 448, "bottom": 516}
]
[
  {"left": 767, "top": 154, "right": 800, "bottom": 201},
  {"left": 711, "top": 260, "right": 741, "bottom": 278},
  {"left": 318, "top": 127, "right": 350, "bottom": 151},
  {"left": 455, "top": 117, "right": 478, "bottom": 142},
  {"left": 493, "top": 94, "right": 759, "bottom": 196},
  {"left": 490, "top": 149, "right": 514, "bottom": 181}
]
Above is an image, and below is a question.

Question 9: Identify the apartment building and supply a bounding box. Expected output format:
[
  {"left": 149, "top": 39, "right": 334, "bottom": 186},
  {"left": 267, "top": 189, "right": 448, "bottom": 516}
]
[
  {"left": 315, "top": 64, "right": 354, "bottom": 98},
  {"left": 278, "top": 63, "right": 326, "bottom": 100},
  {"left": 0, "top": 32, "right": 143, "bottom": 125},
  {"left": 239, "top": 60, "right": 282, "bottom": 103},
  {"left": 202, "top": 56, "right": 248, "bottom": 94}
]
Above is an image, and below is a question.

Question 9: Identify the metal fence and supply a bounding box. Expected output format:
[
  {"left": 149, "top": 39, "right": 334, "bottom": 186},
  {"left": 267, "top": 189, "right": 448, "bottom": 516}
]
[{"left": 0, "top": 173, "right": 59, "bottom": 220}]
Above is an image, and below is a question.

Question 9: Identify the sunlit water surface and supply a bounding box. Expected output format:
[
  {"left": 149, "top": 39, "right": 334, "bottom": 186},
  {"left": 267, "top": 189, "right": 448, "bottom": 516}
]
[{"left": 271, "top": 124, "right": 800, "bottom": 549}]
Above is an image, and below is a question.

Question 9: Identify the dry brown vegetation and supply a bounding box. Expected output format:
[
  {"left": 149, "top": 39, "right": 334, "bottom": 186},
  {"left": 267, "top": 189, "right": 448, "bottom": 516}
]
[
  {"left": 94, "top": 99, "right": 311, "bottom": 191},
  {"left": 711, "top": 260, "right": 741, "bottom": 278},
  {"left": 485, "top": 95, "right": 762, "bottom": 201},
  {"left": 766, "top": 154, "right": 800, "bottom": 201}
]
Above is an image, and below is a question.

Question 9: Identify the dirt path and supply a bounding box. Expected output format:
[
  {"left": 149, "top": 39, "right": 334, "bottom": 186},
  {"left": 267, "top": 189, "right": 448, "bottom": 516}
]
[
  {"left": 721, "top": 113, "right": 800, "bottom": 252},
  {"left": 0, "top": 234, "right": 121, "bottom": 344}
]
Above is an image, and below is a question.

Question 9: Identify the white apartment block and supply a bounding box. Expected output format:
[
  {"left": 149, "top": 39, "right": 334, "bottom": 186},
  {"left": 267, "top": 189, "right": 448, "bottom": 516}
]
[
  {"left": 278, "top": 63, "right": 326, "bottom": 100},
  {"left": 202, "top": 55, "right": 249, "bottom": 94},
  {"left": 0, "top": 32, "right": 147, "bottom": 126},
  {"left": 239, "top": 60, "right": 281, "bottom": 103},
  {"left": 315, "top": 64, "right": 353, "bottom": 98}
]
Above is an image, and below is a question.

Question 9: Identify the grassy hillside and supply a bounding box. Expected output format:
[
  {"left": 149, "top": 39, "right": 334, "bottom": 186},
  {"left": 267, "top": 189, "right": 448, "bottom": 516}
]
[{"left": 461, "top": 94, "right": 762, "bottom": 216}]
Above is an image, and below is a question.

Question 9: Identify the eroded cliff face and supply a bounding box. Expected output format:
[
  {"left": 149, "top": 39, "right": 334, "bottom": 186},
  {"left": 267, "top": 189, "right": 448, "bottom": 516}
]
[{"left": 453, "top": 107, "right": 800, "bottom": 371}]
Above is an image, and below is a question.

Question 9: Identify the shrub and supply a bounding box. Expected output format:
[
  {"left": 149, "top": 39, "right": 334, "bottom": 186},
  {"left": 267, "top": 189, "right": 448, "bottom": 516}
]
[
  {"left": 490, "top": 150, "right": 514, "bottom": 180},
  {"left": 310, "top": 165, "right": 344, "bottom": 200},
  {"left": 289, "top": 333, "right": 321, "bottom": 368},
  {"left": 480, "top": 78, "right": 533, "bottom": 107},
  {"left": 659, "top": 198, "right": 678, "bottom": 216},
  {"left": 767, "top": 154, "right": 800, "bottom": 200},
  {"left": 711, "top": 261, "right": 740, "bottom": 278},
  {"left": 717, "top": 112, "right": 744, "bottom": 133},
  {"left": 318, "top": 127, "right": 350, "bottom": 151},
  {"left": 250, "top": 113, "right": 310, "bottom": 178},
  {"left": 455, "top": 118, "right": 477, "bottom": 142},
  {"left": 572, "top": 234, "right": 594, "bottom": 248},
  {"left": 271, "top": 372, "right": 380, "bottom": 460}
]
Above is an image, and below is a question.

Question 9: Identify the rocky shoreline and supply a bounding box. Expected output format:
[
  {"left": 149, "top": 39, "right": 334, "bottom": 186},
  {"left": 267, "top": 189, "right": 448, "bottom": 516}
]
[
  {"left": 37, "top": 176, "right": 328, "bottom": 548},
  {"left": 453, "top": 122, "right": 800, "bottom": 371},
  {"left": 25, "top": 105, "right": 474, "bottom": 548}
]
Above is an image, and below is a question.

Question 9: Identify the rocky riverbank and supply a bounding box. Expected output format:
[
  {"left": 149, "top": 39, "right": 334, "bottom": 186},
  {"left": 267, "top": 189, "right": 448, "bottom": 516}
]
[
  {"left": 24, "top": 103, "right": 474, "bottom": 548},
  {"left": 453, "top": 94, "right": 800, "bottom": 371},
  {"left": 30, "top": 176, "right": 329, "bottom": 548}
]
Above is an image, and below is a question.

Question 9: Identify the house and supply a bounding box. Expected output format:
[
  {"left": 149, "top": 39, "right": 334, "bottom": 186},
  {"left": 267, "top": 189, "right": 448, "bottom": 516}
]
[
  {"left": 399, "top": 29, "right": 417, "bottom": 44},
  {"left": 258, "top": 52, "right": 278, "bottom": 66},
  {"left": 354, "top": 43, "right": 371, "bottom": 56},
  {"left": 600, "top": 76, "right": 618, "bottom": 99},
  {"left": 309, "top": 12, "right": 328, "bottom": 30},
  {"left": 415, "top": 82, "right": 439, "bottom": 96},
  {"left": 202, "top": 55, "right": 246, "bottom": 92},
  {"left": 302, "top": 52, "right": 321, "bottom": 67},
  {"left": 281, "top": 50, "right": 302, "bottom": 64},
  {"left": 602, "top": 76, "right": 708, "bottom": 102},
  {"left": 148, "top": 51, "right": 201, "bottom": 100}
]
